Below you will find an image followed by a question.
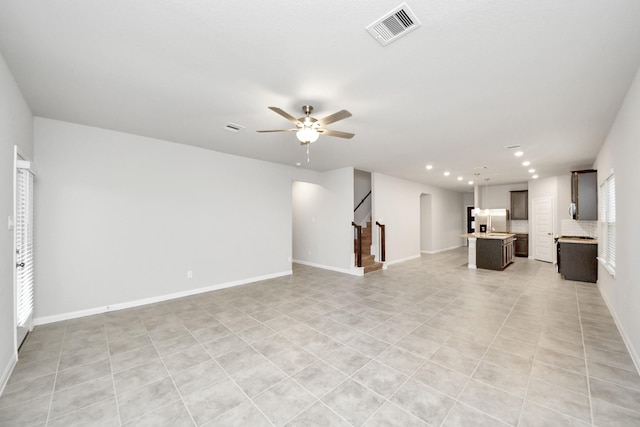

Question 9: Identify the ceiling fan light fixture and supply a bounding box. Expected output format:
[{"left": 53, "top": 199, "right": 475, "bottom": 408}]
[{"left": 296, "top": 128, "right": 319, "bottom": 144}]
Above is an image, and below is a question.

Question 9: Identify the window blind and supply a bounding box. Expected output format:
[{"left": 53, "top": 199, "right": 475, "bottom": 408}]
[
  {"left": 16, "top": 167, "right": 34, "bottom": 328},
  {"left": 599, "top": 173, "right": 615, "bottom": 275}
]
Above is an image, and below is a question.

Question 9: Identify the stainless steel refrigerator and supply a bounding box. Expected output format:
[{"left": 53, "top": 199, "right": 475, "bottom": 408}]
[{"left": 475, "top": 209, "right": 510, "bottom": 233}]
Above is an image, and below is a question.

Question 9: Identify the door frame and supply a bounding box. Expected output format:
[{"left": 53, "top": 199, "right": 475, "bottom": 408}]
[{"left": 13, "top": 146, "right": 35, "bottom": 352}]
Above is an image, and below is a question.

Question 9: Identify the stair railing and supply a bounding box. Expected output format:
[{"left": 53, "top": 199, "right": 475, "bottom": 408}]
[
  {"left": 354, "top": 190, "right": 372, "bottom": 213},
  {"left": 376, "top": 221, "right": 386, "bottom": 262},
  {"left": 352, "top": 222, "right": 362, "bottom": 267}
]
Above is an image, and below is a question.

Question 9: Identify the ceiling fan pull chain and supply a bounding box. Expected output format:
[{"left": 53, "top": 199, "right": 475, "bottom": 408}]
[{"left": 307, "top": 144, "right": 310, "bottom": 163}]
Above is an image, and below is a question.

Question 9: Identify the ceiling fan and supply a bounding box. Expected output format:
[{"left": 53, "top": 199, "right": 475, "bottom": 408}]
[{"left": 257, "top": 105, "right": 354, "bottom": 145}]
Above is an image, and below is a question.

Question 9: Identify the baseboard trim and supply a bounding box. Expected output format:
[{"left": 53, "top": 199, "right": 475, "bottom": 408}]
[
  {"left": 421, "top": 245, "right": 463, "bottom": 255},
  {"left": 292, "top": 259, "right": 363, "bottom": 276},
  {"left": 597, "top": 284, "right": 640, "bottom": 375},
  {"left": 33, "top": 270, "right": 292, "bottom": 325},
  {"left": 385, "top": 254, "right": 421, "bottom": 266},
  {"left": 0, "top": 352, "right": 17, "bottom": 397}
]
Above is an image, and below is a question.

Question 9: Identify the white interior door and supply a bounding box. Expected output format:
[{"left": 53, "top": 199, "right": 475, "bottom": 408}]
[
  {"left": 15, "top": 159, "right": 35, "bottom": 348},
  {"left": 533, "top": 196, "right": 554, "bottom": 263}
]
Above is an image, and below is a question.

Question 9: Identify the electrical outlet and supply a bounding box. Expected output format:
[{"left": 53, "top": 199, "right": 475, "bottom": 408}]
[{"left": 187, "top": 271, "right": 193, "bottom": 279}]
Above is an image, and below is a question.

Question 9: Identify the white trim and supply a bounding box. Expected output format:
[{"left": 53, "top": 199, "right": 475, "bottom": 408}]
[
  {"left": 597, "top": 285, "right": 640, "bottom": 375},
  {"left": 33, "top": 270, "right": 292, "bottom": 325},
  {"left": 292, "top": 259, "right": 363, "bottom": 276},
  {"left": 11, "top": 146, "right": 20, "bottom": 365},
  {"left": 421, "top": 245, "right": 463, "bottom": 255},
  {"left": 16, "top": 159, "right": 33, "bottom": 173},
  {"left": 0, "top": 352, "right": 18, "bottom": 397},
  {"left": 597, "top": 257, "right": 616, "bottom": 278},
  {"left": 384, "top": 254, "right": 421, "bottom": 266}
]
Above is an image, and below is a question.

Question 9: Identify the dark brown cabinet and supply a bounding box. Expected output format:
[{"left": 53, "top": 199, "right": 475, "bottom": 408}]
[
  {"left": 558, "top": 242, "right": 598, "bottom": 283},
  {"left": 570, "top": 170, "right": 597, "bottom": 221},
  {"left": 514, "top": 233, "right": 528, "bottom": 257},
  {"left": 510, "top": 190, "right": 528, "bottom": 220},
  {"left": 476, "top": 237, "right": 515, "bottom": 270}
]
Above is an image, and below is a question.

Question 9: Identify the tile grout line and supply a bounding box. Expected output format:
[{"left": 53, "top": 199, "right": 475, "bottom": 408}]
[
  {"left": 575, "top": 281, "right": 596, "bottom": 426},
  {"left": 238, "top": 312, "right": 367, "bottom": 426},
  {"left": 138, "top": 310, "right": 198, "bottom": 427},
  {"left": 155, "top": 308, "right": 264, "bottom": 426},
  {"left": 448, "top": 274, "right": 535, "bottom": 427},
  {"left": 195, "top": 311, "right": 280, "bottom": 426},
  {"left": 514, "top": 279, "right": 599, "bottom": 426},
  {"left": 104, "top": 320, "right": 124, "bottom": 427},
  {"left": 512, "top": 276, "right": 546, "bottom": 427},
  {"left": 237, "top": 303, "right": 358, "bottom": 426},
  {"left": 235, "top": 289, "right": 426, "bottom": 426},
  {"left": 356, "top": 286, "right": 463, "bottom": 426},
  {"left": 8, "top": 253, "right": 635, "bottom": 426},
  {"left": 43, "top": 321, "right": 67, "bottom": 426}
]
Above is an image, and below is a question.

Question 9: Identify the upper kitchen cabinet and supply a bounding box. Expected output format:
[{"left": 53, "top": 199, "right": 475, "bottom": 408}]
[
  {"left": 570, "top": 170, "right": 597, "bottom": 220},
  {"left": 510, "top": 190, "right": 528, "bottom": 220}
]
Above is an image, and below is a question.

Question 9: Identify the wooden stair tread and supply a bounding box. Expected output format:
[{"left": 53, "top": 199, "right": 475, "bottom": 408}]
[
  {"left": 355, "top": 221, "right": 382, "bottom": 274},
  {"left": 364, "top": 262, "right": 383, "bottom": 273}
]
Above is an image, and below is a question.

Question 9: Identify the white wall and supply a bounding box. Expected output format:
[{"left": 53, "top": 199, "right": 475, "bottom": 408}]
[
  {"left": 593, "top": 66, "right": 640, "bottom": 370},
  {"left": 33, "top": 118, "right": 295, "bottom": 321},
  {"left": 372, "top": 173, "right": 464, "bottom": 263},
  {"left": 477, "top": 182, "right": 528, "bottom": 210},
  {"left": 0, "top": 53, "right": 33, "bottom": 392},
  {"left": 557, "top": 173, "right": 572, "bottom": 223},
  {"left": 420, "top": 194, "right": 432, "bottom": 252},
  {"left": 462, "top": 192, "right": 474, "bottom": 211},
  {"left": 461, "top": 192, "right": 474, "bottom": 244},
  {"left": 430, "top": 188, "right": 466, "bottom": 253},
  {"left": 292, "top": 167, "right": 355, "bottom": 273}
]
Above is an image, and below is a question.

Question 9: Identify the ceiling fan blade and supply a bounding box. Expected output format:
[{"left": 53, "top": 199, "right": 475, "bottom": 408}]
[
  {"left": 256, "top": 129, "right": 297, "bottom": 133},
  {"left": 317, "top": 129, "right": 355, "bottom": 139},
  {"left": 268, "top": 107, "right": 301, "bottom": 125},
  {"left": 317, "top": 110, "right": 352, "bottom": 126}
]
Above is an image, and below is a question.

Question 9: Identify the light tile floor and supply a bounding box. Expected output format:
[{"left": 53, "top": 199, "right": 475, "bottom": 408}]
[{"left": 2, "top": 248, "right": 640, "bottom": 426}]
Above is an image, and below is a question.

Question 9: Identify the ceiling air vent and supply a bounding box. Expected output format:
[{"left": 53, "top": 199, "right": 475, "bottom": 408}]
[
  {"left": 366, "top": 3, "right": 421, "bottom": 46},
  {"left": 224, "top": 122, "right": 244, "bottom": 133}
]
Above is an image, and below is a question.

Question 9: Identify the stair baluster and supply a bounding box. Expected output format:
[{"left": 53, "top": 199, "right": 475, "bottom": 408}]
[
  {"left": 353, "top": 221, "right": 383, "bottom": 273},
  {"left": 352, "top": 222, "right": 362, "bottom": 267},
  {"left": 376, "top": 221, "right": 386, "bottom": 262}
]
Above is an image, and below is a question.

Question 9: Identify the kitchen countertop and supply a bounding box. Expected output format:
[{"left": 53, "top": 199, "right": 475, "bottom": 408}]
[
  {"left": 461, "top": 233, "right": 516, "bottom": 240},
  {"left": 557, "top": 237, "right": 598, "bottom": 244}
]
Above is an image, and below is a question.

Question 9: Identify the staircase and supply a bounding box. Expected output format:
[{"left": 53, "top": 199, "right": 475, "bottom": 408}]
[{"left": 357, "top": 221, "right": 384, "bottom": 274}]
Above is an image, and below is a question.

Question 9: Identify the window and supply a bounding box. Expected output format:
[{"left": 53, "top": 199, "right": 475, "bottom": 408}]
[{"left": 599, "top": 173, "right": 615, "bottom": 276}]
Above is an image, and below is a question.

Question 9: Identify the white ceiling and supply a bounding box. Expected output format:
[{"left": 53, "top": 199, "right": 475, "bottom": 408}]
[{"left": 2, "top": 0, "right": 640, "bottom": 191}]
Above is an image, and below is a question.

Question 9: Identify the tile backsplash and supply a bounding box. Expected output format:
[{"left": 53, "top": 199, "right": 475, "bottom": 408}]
[
  {"left": 561, "top": 219, "right": 597, "bottom": 238},
  {"left": 510, "top": 220, "right": 529, "bottom": 233}
]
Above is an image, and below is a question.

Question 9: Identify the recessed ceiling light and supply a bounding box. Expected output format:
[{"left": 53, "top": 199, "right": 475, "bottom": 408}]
[
  {"left": 444, "top": 171, "right": 450, "bottom": 176},
  {"left": 528, "top": 168, "right": 536, "bottom": 173},
  {"left": 514, "top": 151, "right": 524, "bottom": 157},
  {"left": 468, "top": 181, "right": 474, "bottom": 185},
  {"left": 522, "top": 161, "right": 530, "bottom": 166},
  {"left": 457, "top": 176, "right": 463, "bottom": 181},
  {"left": 426, "top": 164, "right": 433, "bottom": 170},
  {"left": 532, "top": 175, "right": 539, "bottom": 179}
]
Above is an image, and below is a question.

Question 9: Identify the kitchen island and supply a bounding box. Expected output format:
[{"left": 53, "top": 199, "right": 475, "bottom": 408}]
[
  {"left": 462, "top": 233, "right": 516, "bottom": 270},
  {"left": 556, "top": 236, "right": 598, "bottom": 283}
]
